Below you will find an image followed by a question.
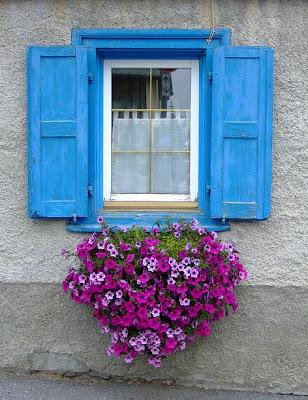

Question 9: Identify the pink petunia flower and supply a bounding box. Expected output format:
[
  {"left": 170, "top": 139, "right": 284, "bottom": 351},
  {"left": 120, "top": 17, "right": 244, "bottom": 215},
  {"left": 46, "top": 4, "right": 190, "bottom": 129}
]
[
  {"left": 204, "top": 303, "right": 215, "bottom": 314},
  {"left": 105, "top": 259, "right": 116, "bottom": 269},
  {"left": 137, "top": 307, "right": 148, "bottom": 320}
]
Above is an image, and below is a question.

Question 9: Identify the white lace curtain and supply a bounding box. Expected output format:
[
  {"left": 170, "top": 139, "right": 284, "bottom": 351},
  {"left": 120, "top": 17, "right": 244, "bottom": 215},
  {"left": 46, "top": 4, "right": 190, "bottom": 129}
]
[{"left": 111, "top": 112, "right": 190, "bottom": 194}]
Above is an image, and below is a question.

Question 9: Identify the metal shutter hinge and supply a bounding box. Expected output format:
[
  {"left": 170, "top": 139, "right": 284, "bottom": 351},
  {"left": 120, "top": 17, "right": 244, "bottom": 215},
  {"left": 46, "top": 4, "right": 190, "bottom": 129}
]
[
  {"left": 206, "top": 184, "right": 211, "bottom": 194},
  {"left": 208, "top": 72, "right": 213, "bottom": 82},
  {"left": 73, "top": 214, "right": 77, "bottom": 224},
  {"left": 88, "top": 73, "right": 94, "bottom": 83},
  {"left": 87, "top": 185, "right": 93, "bottom": 197}
]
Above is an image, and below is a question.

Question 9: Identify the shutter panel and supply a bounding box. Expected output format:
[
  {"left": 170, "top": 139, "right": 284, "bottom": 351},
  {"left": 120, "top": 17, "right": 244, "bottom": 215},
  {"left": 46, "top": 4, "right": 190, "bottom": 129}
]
[
  {"left": 27, "top": 46, "right": 88, "bottom": 218},
  {"left": 210, "top": 46, "right": 274, "bottom": 220}
]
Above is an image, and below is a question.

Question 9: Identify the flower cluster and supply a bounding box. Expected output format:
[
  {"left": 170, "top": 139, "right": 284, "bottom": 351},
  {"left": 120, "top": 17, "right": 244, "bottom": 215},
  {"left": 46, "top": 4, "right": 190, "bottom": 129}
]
[{"left": 63, "top": 219, "right": 248, "bottom": 367}]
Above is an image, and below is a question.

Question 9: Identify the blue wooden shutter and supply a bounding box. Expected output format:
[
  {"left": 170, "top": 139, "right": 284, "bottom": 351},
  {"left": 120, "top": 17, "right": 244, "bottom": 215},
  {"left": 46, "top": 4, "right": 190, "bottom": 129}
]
[
  {"left": 210, "top": 46, "right": 274, "bottom": 220},
  {"left": 27, "top": 46, "right": 88, "bottom": 218}
]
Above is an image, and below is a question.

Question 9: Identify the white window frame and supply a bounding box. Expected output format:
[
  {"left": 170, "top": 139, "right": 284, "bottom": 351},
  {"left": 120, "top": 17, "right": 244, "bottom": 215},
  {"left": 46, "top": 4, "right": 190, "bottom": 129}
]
[{"left": 103, "top": 59, "right": 199, "bottom": 202}]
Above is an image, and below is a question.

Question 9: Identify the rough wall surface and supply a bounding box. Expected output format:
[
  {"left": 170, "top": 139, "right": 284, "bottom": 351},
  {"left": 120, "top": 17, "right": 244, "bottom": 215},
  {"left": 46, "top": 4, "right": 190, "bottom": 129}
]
[{"left": 0, "top": 0, "right": 307, "bottom": 394}]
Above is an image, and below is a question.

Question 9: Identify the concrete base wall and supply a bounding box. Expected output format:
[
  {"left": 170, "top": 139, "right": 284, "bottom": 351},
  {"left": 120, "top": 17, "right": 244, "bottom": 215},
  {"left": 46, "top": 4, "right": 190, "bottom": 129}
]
[{"left": 2, "top": 283, "right": 307, "bottom": 394}]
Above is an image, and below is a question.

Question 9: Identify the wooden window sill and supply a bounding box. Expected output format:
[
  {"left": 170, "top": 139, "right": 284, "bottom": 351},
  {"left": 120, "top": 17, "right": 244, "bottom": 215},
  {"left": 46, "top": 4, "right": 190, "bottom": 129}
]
[{"left": 103, "top": 201, "right": 198, "bottom": 211}]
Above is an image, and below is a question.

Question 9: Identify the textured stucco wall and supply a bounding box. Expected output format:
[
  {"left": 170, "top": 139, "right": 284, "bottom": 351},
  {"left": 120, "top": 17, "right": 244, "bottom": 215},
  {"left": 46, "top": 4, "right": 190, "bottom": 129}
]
[{"left": 0, "top": 0, "right": 307, "bottom": 394}]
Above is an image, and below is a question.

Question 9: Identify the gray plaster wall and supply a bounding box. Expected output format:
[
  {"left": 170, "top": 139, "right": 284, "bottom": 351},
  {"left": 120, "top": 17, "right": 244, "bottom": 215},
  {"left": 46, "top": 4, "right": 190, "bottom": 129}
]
[{"left": 0, "top": 0, "right": 307, "bottom": 394}]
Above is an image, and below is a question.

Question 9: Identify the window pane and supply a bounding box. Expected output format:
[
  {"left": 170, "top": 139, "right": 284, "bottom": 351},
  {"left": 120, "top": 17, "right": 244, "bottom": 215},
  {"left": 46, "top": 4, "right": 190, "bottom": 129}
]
[
  {"left": 151, "top": 154, "right": 190, "bottom": 194},
  {"left": 112, "top": 112, "right": 149, "bottom": 151},
  {"left": 112, "top": 68, "right": 150, "bottom": 109},
  {"left": 152, "top": 114, "right": 190, "bottom": 151},
  {"left": 112, "top": 154, "right": 149, "bottom": 193},
  {"left": 151, "top": 68, "right": 191, "bottom": 110}
]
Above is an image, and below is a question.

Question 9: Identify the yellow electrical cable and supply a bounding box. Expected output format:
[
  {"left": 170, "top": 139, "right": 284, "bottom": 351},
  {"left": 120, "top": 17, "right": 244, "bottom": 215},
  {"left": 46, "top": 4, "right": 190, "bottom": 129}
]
[{"left": 206, "top": 0, "right": 216, "bottom": 45}]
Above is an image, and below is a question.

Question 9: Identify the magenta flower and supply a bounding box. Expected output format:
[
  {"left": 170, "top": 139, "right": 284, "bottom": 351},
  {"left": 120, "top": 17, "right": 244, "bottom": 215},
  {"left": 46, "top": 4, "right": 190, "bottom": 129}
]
[
  {"left": 105, "top": 259, "right": 116, "bottom": 269},
  {"left": 148, "top": 318, "right": 160, "bottom": 330},
  {"left": 204, "top": 304, "right": 215, "bottom": 314},
  {"left": 62, "top": 281, "right": 69, "bottom": 292},
  {"left": 77, "top": 248, "right": 88, "bottom": 259},
  {"left": 157, "top": 262, "right": 170, "bottom": 273},
  {"left": 84, "top": 260, "right": 94, "bottom": 273},
  {"left": 210, "top": 242, "right": 221, "bottom": 254},
  {"left": 121, "top": 314, "right": 134, "bottom": 327},
  {"left": 196, "top": 320, "right": 211, "bottom": 337},
  {"left": 224, "top": 292, "right": 236, "bottom": 305},
  {"left": 137, "top": 307, "right": 148, "bottom": 320},
  {"left": 191, "top": 288, "right": 203, "bottom": 299},
  {"left": 176, "top": 285, "right": 188, "bottom": 297},
  {"left": 139, "top": 318, "right": 150, "bottom": 329},
  {"left": 113, "top": 342, "right": 129, "bottom": 357},
  {"left": 168, "top": 308, "right": 182, "bottom": 321},
  {"left": 124, "top": 301, "right": 135, "bottom": 313},
  {"left": 165, "top": 337, "right": 177, "bottom": 349},
  {"left": 137, "top": 272, "right": 150, "bottom": 286},
  {"left": 124, "top": 263, "right": 134, "bottom": 276},
  {"left": 96, "top": 251, "right": 106, "bottom": 259},
  {"left": 126, "top": 253, "right": 135, "bottom": 263}
]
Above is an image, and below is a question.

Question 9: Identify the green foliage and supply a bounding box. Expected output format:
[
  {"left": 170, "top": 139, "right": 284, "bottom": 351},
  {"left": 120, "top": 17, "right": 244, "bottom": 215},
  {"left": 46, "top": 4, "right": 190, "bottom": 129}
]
[
  {"left": 110, "top": 226, "right": 147, "bottom": 247},
  {"left": 157, "top": 235, "right": 188, "bottom": 258},
  {"left": 103, "top": 219, "right": 203, "bottom": 259}
]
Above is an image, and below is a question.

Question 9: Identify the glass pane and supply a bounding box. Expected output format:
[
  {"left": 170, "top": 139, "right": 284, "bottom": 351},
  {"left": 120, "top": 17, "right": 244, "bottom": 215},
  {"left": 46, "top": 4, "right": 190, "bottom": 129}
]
[
  {"left": 112, "top": 112, "right": 149, "bottom": 151},
  {"left": 151, "top": 153, "right": 190, "bottom": 194},
  {"left": 152, "top": 115, "right": 190, "bottom": 151},
  {"left": 151, "top": 68, "right": 191, "bottom": 110},
  {"left": 112, "top": 154, "right": 149, "bottom": 194},
  {"left": 110, "top": 65, "right": 192, "bottom": 196},
  {"left": 112, "top": 68, "right": 150, "bottom": 109}
]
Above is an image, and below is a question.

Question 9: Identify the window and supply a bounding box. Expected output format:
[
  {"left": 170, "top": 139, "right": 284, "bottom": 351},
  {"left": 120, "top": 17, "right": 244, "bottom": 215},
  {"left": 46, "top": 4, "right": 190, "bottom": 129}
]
[
  {"left": 27, "top": 29, "right": 274, "bottom": 232},
  {"left": 103, "top": 60, "right": 199, "bottom": 207}
]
